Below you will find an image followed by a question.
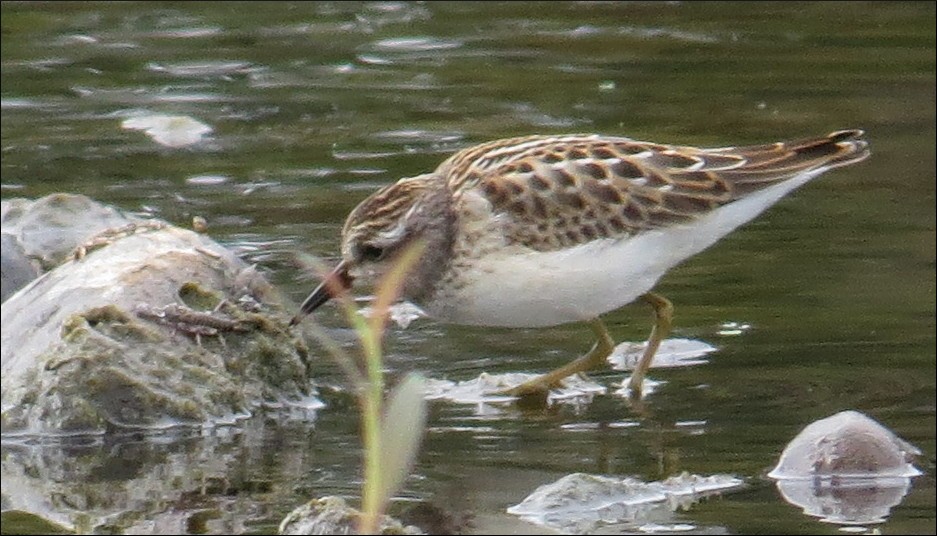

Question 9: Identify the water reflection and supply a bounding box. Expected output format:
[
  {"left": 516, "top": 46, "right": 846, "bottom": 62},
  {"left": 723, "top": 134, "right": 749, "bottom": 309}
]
[
  {"left": 775, "top": 477, "right": 916, "bottom": 526},
  {"left": 4, "top": 426, "right": 258, "bottom": 533},
  {"left": 1, "top": 416, "right": 331, "bottom": 534}
]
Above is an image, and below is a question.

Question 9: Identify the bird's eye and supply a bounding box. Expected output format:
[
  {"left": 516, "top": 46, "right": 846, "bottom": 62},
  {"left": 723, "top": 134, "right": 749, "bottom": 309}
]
[{"left": 359, "top": 244, "right": 385, "bottom": 262}]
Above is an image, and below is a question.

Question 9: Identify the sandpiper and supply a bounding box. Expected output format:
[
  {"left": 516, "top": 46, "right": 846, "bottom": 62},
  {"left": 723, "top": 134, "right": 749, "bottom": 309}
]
[{"left": 291, "top": 130, "right": 870, "bottom": 397}]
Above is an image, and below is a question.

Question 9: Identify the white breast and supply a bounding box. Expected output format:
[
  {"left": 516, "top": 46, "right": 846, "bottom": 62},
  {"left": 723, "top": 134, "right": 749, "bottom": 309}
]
[{"left": 425, "top": 167, "right": 829, "bottom": 328}]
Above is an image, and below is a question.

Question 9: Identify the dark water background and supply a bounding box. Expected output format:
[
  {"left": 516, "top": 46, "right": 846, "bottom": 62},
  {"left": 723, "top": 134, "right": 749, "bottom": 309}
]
[{"left": 2, "top": 2, "right": 934, "bottom": 534}]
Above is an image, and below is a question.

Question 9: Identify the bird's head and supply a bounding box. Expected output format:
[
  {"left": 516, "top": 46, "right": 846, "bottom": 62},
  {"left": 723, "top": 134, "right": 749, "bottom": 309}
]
[{"left": 290, "top": 174, "right": 452, "bottom": 324}]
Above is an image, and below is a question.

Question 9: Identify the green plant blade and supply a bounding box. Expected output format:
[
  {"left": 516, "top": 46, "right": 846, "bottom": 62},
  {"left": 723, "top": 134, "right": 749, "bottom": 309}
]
[{"left": 377, "top": 372, "right": 428, "bottom": 508}]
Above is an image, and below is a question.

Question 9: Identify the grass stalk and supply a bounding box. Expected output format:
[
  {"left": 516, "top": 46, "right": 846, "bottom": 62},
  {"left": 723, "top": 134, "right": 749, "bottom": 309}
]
[{"left": 302, "top": 243, "right": 427, "bottom": 534}]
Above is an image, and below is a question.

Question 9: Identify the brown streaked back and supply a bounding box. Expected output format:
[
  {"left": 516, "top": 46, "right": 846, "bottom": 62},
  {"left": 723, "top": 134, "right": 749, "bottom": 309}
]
[{"left": 441, "top": 130, "right": 869, "bottom": 252}]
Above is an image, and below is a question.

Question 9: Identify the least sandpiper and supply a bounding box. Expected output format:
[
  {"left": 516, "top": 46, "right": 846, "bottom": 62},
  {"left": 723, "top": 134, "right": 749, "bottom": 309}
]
[{"left": 291, "top": 130, "right": 870, "bottom": 397}]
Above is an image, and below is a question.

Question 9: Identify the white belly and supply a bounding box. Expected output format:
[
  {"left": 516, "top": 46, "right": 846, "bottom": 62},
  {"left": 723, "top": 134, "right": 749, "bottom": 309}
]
[{"left": 425, "top": 169, "right": 825, "bottom": 327}]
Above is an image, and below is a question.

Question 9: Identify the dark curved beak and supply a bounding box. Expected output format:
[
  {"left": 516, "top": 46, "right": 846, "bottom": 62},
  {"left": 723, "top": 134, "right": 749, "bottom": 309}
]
[{"left": 290, "top": 260, "right": 354, "bottom": 326}]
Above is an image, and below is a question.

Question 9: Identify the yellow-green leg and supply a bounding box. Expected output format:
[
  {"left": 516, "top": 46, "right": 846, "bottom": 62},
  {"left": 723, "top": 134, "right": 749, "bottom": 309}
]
[
  {"left": 504, "top": 318, "right": 614, "bottom": 397},
  {"left": 626, "top": 292, "right": 673, "bottom": 397},
  {"left": 503, "top": 292, "right": 672, "bottom": 399}
]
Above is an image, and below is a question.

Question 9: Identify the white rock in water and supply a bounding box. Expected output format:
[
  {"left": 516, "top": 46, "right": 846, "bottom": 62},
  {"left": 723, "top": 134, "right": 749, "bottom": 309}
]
[
  {"left": 768, "top": 410, "right": 922, "bottom": 526},
  {"left": 122, "top": 114, "right": 212, "bottom": 148},
  {"left": 358, "top": 300, "right": 426, "bottom": 329},
  {"left": 424, "top": 372, "right": 606, "bottom": 406},
  {"left": 507, "top": 472, "right": 743, "bottom": 533},
  {"left": 768, "top": 410, "right": 921, "bottom": 479},
  {"left": 607, "top": 338, "right": 717, "bottom": 371}
]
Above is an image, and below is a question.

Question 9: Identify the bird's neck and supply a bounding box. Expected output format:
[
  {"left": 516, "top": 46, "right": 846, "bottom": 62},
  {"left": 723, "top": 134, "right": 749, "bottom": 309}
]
[{"left": 402, "top": 180, "right": 457, "bottom": 304}]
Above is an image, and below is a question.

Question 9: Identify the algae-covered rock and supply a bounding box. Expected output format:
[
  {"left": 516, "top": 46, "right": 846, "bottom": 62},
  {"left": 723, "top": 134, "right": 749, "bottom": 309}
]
[{"left": 1, "top": 195, "right": 318, "bottom": 435}]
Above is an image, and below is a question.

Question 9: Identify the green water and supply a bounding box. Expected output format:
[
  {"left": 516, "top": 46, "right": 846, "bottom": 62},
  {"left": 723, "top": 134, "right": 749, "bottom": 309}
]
[{"left": 2, "top": 2, "right": 934, "bottom": 534}]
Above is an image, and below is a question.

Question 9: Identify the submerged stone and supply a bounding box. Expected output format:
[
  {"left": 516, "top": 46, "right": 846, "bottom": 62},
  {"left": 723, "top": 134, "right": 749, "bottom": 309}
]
[
  {"left": 2, "top": 194, "right": 139, "bottom": 300},
  {"left": 279, "top": 496, "right": 424, "bottom": 535}
]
